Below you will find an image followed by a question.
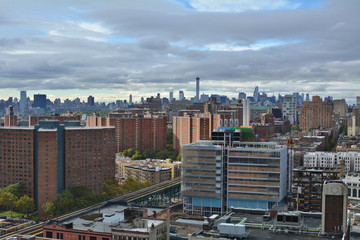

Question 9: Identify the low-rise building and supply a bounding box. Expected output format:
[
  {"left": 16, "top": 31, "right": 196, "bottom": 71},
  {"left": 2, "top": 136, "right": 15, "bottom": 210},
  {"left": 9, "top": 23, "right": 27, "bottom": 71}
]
[
  {"left": 43, "top": 206, "right": 170, "bottom": 240},
  {"left": 342, "top": 173, "right": 360, "bottom": 200},
  {"left": 304, "top": 151, "right": 360, "bottom": 172},
  {"left": 116, "top": 157, "right": 181, "bottom": 180},
  {"left": 125, "top": 165, "right": 171, "bottom": 185}
]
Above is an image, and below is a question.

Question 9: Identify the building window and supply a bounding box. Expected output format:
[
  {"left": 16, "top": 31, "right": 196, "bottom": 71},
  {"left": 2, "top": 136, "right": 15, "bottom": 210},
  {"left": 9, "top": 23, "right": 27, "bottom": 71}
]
[
  {"left": 46, "top": 232, "right": 53, "bottom": 238},
  {"left": 90, "top": 237, "right": 97, "bottom": 240}
]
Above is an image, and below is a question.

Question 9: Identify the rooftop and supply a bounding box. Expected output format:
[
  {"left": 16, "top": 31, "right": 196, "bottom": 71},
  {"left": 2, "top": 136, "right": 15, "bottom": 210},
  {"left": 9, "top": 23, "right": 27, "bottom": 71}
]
[{"left": 48, "top": 204, "right": 166, "bottom": 234}]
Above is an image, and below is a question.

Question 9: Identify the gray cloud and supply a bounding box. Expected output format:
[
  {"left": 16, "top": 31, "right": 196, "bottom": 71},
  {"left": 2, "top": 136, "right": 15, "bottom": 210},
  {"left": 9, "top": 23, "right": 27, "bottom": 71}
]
[{"left": 0, "top": 0, "right": 359, "bottom": 102}]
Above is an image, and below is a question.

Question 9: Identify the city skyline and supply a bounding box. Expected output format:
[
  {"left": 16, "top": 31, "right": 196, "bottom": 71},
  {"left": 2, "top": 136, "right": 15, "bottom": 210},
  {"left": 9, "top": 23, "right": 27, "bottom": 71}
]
[{"left": 0, "top": 0, "right": 359, "bottom": 103}]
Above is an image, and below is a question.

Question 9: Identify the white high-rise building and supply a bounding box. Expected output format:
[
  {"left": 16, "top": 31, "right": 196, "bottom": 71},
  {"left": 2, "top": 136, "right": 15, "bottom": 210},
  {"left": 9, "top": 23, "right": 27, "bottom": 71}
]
[
  {"left": 242, "top": 99, "right": 250, "bottom": 126},
  {"left": 282, "top": 94, "right": 297, "bottom": 125},
  {"left": 19, "top": 90, "right": 27, "bottom": 114}
]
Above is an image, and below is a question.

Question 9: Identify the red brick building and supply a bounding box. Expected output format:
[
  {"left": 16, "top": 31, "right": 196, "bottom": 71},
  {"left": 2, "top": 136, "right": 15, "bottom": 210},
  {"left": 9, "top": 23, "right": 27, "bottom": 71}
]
[
  {"left": 0, "top": 128, "right": 35, "bottom": 197},
  {"left": 28, "top": 112, "right": 81, "bottom": 126},
  {"left": 299, "top": 96, "right": 334, "bottom": 131},
  {"left": 0, "top": 120, "right": 115, "bottom": 212},
  {"left": 87, "top": 111, "right": 167, "bottom": 152},
  {"left": 4, "top": 107, "right": 17, "bottom": 127}
]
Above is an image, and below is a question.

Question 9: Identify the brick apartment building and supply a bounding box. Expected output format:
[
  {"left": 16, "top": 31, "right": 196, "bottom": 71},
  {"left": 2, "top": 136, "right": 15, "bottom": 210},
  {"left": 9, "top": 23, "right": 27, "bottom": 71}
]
[
  {"left": 87, "top": 110, "right": 167, "bottom": 152},
  {"left": 0, "top": 120, "right": 115, "bottom": 210},
  {"left": 4, "top": 106, "right": 17, "bottom": 127},
  {"left": 28, "top": 112, "right": 81, "bottom": 126},
  {"left": 173, "top": 110, "right": 241, "bottom": 153},
  {"left": 299, "top": 96, "right": 334, "bottom": 131}
]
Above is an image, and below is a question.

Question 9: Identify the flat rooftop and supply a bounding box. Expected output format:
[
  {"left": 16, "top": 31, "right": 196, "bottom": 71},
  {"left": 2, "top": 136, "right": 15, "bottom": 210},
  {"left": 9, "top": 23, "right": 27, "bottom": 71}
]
[{"left": 54, "top": 204, "right": 166, "bottom": 233}]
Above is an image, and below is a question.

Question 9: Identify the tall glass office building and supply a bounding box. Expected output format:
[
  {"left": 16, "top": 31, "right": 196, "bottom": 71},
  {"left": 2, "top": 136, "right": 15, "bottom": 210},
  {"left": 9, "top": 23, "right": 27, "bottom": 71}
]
[{"left": 182, "top": 141, "right": 287, "bottom": 216}]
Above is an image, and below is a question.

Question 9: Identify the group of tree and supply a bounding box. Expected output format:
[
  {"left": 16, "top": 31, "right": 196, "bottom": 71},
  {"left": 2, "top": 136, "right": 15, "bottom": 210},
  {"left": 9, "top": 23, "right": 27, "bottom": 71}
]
[
  {"left": 42, "top": 186, "right": 104, "bottom": 217},
  {"left": 325, "top": 137, "right": 337, "bottom": 152},
  {"left": 120, "top": 145, "right": 180, "bottom": 161},
  {"left": 0, "top": 183, "right": 35, "bottom": 216},
  {"left": 42, "top": 177, "right": 150, "bottom": 218},
  {"left": 103, "top": 177, "right": 151, "bottom": 199},
  {"left": 339, "top": 123, "right": 347, "bottom": 136}
]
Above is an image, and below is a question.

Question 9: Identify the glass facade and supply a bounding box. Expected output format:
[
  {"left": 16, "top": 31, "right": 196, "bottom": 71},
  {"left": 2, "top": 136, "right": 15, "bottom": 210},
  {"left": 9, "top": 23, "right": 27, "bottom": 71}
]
[{"left": 182, "top": 142, "right": 287, "bottom": 215}]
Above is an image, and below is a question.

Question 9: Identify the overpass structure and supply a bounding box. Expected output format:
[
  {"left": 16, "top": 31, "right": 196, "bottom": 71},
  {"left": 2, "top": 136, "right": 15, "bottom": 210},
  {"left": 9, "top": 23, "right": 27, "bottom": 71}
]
[{"left": 123, "top": 178, "right": 181, "bottom": 207}]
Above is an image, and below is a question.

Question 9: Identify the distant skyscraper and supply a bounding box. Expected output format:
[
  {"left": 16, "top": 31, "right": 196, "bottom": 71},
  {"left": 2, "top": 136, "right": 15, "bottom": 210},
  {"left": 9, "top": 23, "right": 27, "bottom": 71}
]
[
  {"left": 33, "top": 94, "right": 47, "bottom": 109},
  {"left": 220, "top": 95, "right": 227, "bottom": 105},
  {"left": 306, "top": 93, "right": 310, "bottom": 102},
  {"left": 238, "top": 92, "right": 246, "bottom": 100},
  {"left": 196, "top": 77, "right": 200, "bottom": 102},
  {"left": 301, "top": 93, "right": 305, "bottom": 105},
  {"left": 129, "top": 94, "right": 133, "bottom": 104},
  {"left": 200, "top": 94, "right": 209, "bottom": 102},
  {"left": 169, "top": 91, "right": 173, "bottom": 102},
  {"left": 20, "top": 91, "right": 27, "bottom": 114},
  {"left": 282, "top": 94, "right": 296, "bottom": 125},
  {"left": 141, "top": 97, "right": 144, "bottom": 104},
  {"left": 294, "top": 92, "right": 300, "bottom": 106},
  {"left": 253, "top": 86, "right": 259, "bottom": 103},
  {"left": 179, "top": 90, "right": 185, "bottom": 101},
  {"left": 157, "top": 93, "right": 160, "bottom": 99},
  {"left": 87, "top": 95, "right": 95, "bottom": 106}
]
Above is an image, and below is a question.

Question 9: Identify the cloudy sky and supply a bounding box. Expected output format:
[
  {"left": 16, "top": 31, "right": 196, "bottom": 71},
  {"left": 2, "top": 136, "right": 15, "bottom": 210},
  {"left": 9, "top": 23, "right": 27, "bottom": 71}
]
[{"left": 0, "top": 0, "right": 359, "bottom": 103}]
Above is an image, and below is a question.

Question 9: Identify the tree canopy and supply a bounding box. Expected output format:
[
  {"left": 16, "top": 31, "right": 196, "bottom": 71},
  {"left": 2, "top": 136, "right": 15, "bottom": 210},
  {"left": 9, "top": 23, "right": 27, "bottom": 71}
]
[
  {"left": 43, "top": 178, "right": 151, "bottom": 217},
  {"left": 120, "top": 145, "right": 179, "bottom": 161}
]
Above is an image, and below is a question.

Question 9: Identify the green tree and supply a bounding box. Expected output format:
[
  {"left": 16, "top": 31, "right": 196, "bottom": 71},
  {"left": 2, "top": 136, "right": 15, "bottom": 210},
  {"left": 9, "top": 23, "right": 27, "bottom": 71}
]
[
  {"left": 57, "top": 197, "right": 75, "bottom": 213},
  {"left": 121, "top": 149, "right": 129, "bottom": 157},
  {"left": 103, "top": 180, "right": 121, "bottom": 198},
  {"left": 42, "top": 201, "right": 57, "bottom": 218},
  {"left": 132, "top": 152, "right": 143, "bottom": 160},
  {"left": 140, "top": 180, "right": 152, "bottom": 188},
  {"left": 176, "top": 154, "right": 182, "bottom": 161},
  {"left": 291, "top": 125, "right": 299, "bottom": 131},
  {"left": 3, "top": 183, "right": 24, "bottom": 198},
  {"left": 69, "top": 186, "right": 92, "bottom": 199},
  {"left": 167, "top": 131, "right": 173, "bottom": 145},
  {"left": 143, "top": 150, "right": 156, "bottom": 159},
  {"left": 339, "top": 123, "right": 347, "bottom": 136},
  {"left": 15, "top": 195, "right": 35, "bottom": 214},
  {"left": 122, "top": 177, "right": 142, "bottom": 192},
  {"left": 0, "top": 191, "right": 18, "bottom": 216},
  {"left": 127, "top": 148, "right": 137, "bottom": 158}
]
